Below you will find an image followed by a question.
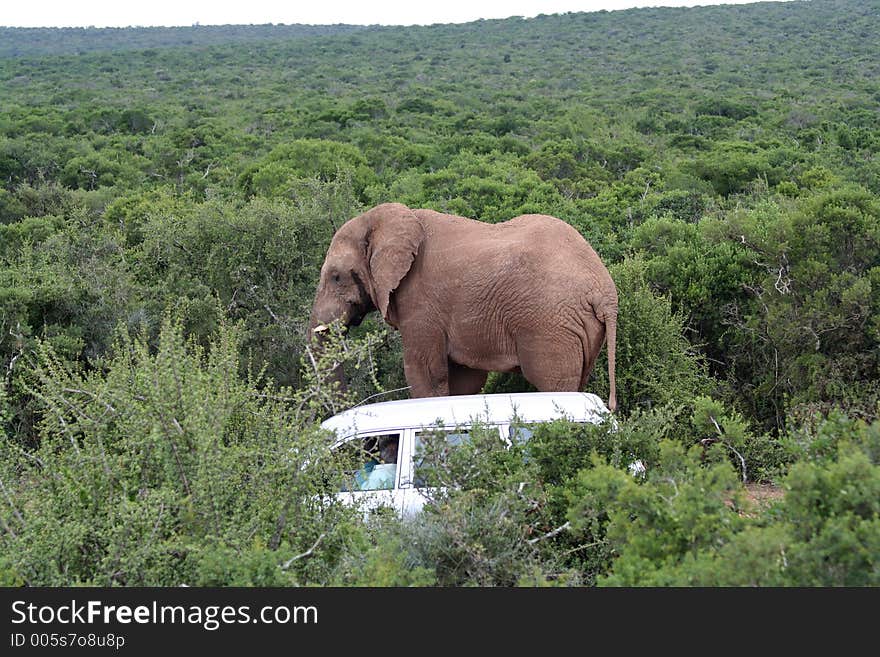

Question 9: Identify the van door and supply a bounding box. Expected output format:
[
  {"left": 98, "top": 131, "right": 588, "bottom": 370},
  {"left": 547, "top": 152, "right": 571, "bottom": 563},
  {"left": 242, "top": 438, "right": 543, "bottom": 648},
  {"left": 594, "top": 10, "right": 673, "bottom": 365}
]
[{"left": 401, "top": 425, "right": 501, "bottom": 516}]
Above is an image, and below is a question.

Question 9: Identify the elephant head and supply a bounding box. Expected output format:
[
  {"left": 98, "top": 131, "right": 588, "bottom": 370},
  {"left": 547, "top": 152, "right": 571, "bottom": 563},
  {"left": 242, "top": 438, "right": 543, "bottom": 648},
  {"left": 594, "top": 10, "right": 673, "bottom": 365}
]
[{"left": 308, "top": 202, "right": 425, "bottom": 342}]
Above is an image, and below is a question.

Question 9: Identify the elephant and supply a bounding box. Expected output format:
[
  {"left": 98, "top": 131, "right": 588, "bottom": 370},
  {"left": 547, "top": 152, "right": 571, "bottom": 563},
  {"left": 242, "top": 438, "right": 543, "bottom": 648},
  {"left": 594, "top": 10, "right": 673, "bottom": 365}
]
[{"left": 309, "top": 202, "right": 618, "bottom": 411}]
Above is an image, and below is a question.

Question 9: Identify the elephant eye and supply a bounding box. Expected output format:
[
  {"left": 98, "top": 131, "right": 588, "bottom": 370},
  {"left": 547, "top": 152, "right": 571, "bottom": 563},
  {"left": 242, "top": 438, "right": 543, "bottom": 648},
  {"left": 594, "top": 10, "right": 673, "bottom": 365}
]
[{"left": 331, "top": 272, "right": 341, "bottom": 284}]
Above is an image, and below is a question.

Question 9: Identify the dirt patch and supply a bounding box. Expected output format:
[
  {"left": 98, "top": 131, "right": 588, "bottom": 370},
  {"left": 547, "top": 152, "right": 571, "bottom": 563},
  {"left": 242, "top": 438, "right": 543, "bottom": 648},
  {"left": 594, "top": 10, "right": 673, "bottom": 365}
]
[{"left": 738, "top": 483, "right": 785, "bottom": 516}]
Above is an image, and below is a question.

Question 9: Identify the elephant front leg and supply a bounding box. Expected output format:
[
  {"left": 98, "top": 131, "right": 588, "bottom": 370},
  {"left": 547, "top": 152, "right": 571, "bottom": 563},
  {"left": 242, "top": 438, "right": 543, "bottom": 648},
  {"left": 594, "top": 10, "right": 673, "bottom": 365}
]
[
  {"left": 448, "top": 361, "right": 488, "bottom": 395},
  {"left": 402, "top": 334, "right": 450, "bottom": 397}
]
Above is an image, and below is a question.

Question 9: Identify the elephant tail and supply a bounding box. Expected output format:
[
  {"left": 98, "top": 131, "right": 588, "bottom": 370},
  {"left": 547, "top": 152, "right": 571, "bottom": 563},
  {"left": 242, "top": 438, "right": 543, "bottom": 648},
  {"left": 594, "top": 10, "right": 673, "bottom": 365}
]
[{"left": 605, "top": 314, "right": 617, "bottom": 413}]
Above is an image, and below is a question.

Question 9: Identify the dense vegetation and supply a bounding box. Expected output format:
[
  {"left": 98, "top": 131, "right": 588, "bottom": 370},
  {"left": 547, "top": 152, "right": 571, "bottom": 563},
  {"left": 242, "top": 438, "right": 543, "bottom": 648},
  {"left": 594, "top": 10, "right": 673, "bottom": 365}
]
[{"left": 1, "top": 0, "right": 878, "bottom": 586}]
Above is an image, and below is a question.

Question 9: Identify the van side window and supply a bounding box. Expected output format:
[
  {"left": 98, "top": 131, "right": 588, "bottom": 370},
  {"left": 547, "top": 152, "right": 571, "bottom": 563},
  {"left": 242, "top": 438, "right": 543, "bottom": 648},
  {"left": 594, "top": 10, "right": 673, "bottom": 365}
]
[
  {"left": 412, "top": 429, "right": 470, "bottom": 488},
  {"left": 508, "top": 424, "right": 535, "bottom": 445},
  {"left": 412, "top": 426, "right": 499, "bottom": 488},
  {"left": 338, "top": 433, "right": 401, "bottom": 492}
]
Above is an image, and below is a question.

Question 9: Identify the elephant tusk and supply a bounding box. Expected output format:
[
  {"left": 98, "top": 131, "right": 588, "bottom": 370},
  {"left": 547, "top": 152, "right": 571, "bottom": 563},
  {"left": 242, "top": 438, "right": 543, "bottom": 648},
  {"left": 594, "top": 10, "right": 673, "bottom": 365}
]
[{"left": 312, "top": 324, "right": 329, "bottom": 333}]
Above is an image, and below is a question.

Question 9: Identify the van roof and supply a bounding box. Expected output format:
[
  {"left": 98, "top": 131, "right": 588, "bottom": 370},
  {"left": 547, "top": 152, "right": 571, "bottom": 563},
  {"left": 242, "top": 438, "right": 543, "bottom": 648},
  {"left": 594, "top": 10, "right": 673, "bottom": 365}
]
[{"left": 320, "top": 391, "right": 611, "bottom": 439}]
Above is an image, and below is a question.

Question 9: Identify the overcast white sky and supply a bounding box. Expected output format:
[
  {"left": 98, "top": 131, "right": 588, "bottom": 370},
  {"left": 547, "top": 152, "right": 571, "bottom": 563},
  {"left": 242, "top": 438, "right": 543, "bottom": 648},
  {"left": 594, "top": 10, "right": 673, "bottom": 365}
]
[{"left": 3, "top": 1, "right": 784, "bottom": 28}]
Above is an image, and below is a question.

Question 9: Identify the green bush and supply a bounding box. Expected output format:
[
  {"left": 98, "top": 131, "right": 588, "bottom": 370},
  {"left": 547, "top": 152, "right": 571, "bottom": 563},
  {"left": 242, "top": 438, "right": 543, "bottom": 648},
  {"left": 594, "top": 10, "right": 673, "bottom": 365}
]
[
  {"left": 630, "top": 214, "right": 754, "bottom": 364},
  {"left": 237, "top": 139, "right": 377, "bottom": 200},
  {"left": 720, "top": 186, "right": 880, "bottom": 428},
  {"left": 563, "top": 413, "right": 880, "bottom": 586},
  {"left": 690, "top": 141, "right": 790, "bottom": 196},
  {"left": 591, "top": 256, "right": 713, "bottom": 414},
  {"left": 0, "top": 314, "right": 363, "bottom": 585},
  {"left": 390, "top": 421, "right": 587, "bottom": 585},
  {"left": 567, "top": 441, "right": 745, "bottom": 586},
  {"left": 525, "top": 416, "right": 655, "bottom": 485},
  {"left": 391, "top": 150, "right": 566, "bottom": 221},
  {"left": 689, "top": 395, "right": 790, "bottom": 483},
  {"left": 328, "top": 515, "right": 436, "bottom": 586},
  {"left": 689, "top": 419, "right": 880, "bottom": 586}
]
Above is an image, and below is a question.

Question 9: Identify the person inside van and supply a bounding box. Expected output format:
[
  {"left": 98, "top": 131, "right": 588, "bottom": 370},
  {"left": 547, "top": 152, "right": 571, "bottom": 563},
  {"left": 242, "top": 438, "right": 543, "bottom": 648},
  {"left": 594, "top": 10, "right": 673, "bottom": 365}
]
[{"left": 359, "top": 436, "right": 398, "bottom": 490}]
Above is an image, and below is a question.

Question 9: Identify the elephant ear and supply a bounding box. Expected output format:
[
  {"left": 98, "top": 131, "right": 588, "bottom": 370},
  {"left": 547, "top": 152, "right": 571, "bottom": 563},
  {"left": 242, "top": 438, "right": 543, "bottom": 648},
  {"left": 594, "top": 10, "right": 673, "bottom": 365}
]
[{"left": 367, "top": 203, "right": 425, "bottom": 322}]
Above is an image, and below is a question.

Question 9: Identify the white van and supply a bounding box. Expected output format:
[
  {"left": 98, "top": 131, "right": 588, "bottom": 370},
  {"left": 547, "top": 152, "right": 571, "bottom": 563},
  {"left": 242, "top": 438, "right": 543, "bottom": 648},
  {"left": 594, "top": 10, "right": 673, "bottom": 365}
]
[{"left": 321, "top": 392, "right": 612, "bottom": 517}]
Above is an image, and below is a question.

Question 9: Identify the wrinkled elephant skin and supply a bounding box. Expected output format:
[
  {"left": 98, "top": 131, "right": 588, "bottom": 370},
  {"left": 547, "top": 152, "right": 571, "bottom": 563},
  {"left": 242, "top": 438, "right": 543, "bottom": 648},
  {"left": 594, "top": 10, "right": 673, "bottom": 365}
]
[{"left": 309, "top": 203, "right": 618, "bottom": 411}]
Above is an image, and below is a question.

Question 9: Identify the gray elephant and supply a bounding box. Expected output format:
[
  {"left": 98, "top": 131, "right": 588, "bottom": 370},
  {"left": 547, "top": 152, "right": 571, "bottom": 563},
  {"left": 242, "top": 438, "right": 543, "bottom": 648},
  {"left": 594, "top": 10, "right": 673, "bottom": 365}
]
[{"left": 309, "top": 203, "right": 618, "bottom": 411}]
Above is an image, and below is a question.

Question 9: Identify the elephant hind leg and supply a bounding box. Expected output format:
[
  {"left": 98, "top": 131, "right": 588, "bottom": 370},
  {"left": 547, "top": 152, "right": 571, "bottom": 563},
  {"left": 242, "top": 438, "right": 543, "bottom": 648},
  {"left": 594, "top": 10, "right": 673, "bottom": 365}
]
[
  {"left": 448, "top": 361, "right": 488, "bottom": 395},
  {"left": 516, "top": 338, "right": 584, "bottom": 392},
  {"left": 578, "top": 323, "right": 605, "bottom": 390}
]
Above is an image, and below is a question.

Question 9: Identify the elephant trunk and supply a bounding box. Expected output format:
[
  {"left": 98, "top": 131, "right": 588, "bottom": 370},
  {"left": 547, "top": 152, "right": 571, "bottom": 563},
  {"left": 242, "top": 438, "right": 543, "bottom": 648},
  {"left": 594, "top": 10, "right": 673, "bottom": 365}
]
[{"left": 308, "top": 302, "right": 348, "bottom": 393}]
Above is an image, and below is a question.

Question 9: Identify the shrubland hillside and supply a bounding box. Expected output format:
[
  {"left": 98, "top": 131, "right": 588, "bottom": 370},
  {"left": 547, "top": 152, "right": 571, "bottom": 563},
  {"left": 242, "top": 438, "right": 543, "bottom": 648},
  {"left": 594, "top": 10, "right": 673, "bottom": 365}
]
[{"left": 0, "top": 0, "right": 878, "bottom": 586}]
